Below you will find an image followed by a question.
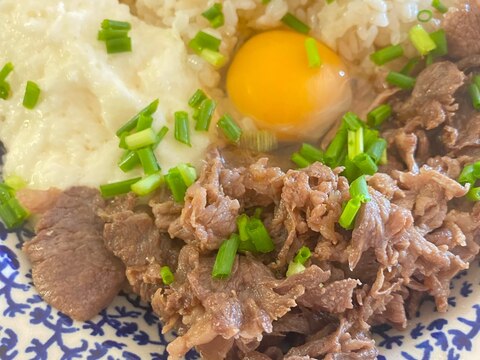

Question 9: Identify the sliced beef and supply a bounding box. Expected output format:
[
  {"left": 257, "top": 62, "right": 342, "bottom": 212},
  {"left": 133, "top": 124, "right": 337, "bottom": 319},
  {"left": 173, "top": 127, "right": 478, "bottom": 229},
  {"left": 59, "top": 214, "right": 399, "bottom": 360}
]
[
  {"left": 444, "top": 2, "right": 480, "bottom": 59},
  {"left": 23, "top": 187, "right": 125, "bottom": 321}
]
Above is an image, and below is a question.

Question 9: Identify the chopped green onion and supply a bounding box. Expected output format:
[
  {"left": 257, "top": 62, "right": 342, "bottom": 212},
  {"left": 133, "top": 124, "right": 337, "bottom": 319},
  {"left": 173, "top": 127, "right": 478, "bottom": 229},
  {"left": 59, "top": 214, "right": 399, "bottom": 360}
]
[
  {"left": 239, "top": 130, "right": 278, "bottom": 152},
  {"left": 202, "top": 3, "right": 224, "bottom": 29},
  {"left": 417, "top": 9, "right": 433, "bottom": 22},
  {"left": 160, "top": 266, "right": 175, "bottom": 285},
  {"left": 349, "top": 175, "right": 371, "bottom": 203},
  {"left": 165, "top": 168, "right": 188, "bottom": 203},
  {"left": 177, "top": 163, "right": 197, "bottom": 187},
  {"left": 0, "top": 82, "right": 10, "bottom": 100},
  {"left": 343, "top": 112, "right": 362, "bottom": 131},
  {"left": 366, "top": 138, "right": 387, "bottom": 164},
  {"left": 429, "top": 29, "right": 448, "bottom": 57},
  {"left": 342, "top": 157, "right": 361, "bottom": 183},
  {"left": 100, "top": 177, "right": 142, "bottom": 198},
  {"left": 237, "top": 214, "right": 250, "bottom": 242},
  {"left": 97, "top": 29, "right": 129, "bottom": 41},
  {"left": 136, "top": 114, "right": 154, "bottom": 132},
  {"left": 339, "top": 198, "right": 362, "bottom": 229},
  {"left": 101, "top": 19, "right": 131, "bottom": 30},
  {"left": 22, "top": 81, "right": 41, "bottom": 109},
  {"left": 118, "top": 133, "right": 128, "bottom": 149},
  {"left": 4, "top": 176, "right": 26, "bottom": 191},
  {"left": 116, "top": 99, "right": 159, "bottom": 136},
  {"left": 386, "top": 71, "right": 416, "bottom": 90},
  {"left": 286, "top": 262, "right": 306, "bottom": 277},
  {"left": 125, "top": 128, "right": 157, "bottom": 150},
  {"left": 0, "top": 184, "right": 14, "bottom": 203},
  {"left": 458, "top": 164, "right": 476, "bottom": 185},
  {"left": 291, "top": 152, "right": 311, "bottom": 168},
  {"left": 212, "top": 234, "right": 240, "bottom": 279},
  {"left": 348, "top": 127, "right": 364, "bottom": 160},
  {"left": 217, "top": 114, "right": 242, "bottom": 143},
  {"left": 131, "top": 172, "right": 164, "bottom": 196},
  {"left": 195, "top": 99, "right": 216, "bottom": 131},
  {"left": 136, "top": 147, "right": 160, "bottom": 175},
  {"left": 246, "top": 218, "right": 275, "bottom": 253},
  {"left": 432, "top": 0, "right": 448, "bottom": 13},
  {"left": 253, "top": 208, "right": 263, "bottom": 219},
  {"left": 325, "top": 127, "right": 348, "bottom": 167},
  {"left": 409, "top": 24, "right": 437, "bottom": 56},
  {"left": 106, "top": 37, "right": 132, "bottom": 54},
  {"left": 0, "top": 198, "right": 29, "bottom": 229},
  {"left": 474, "top": 76, "right": 480, "bottom": 90},
  {"left": 353, "top": 153, "right": 378, "bottom": 175},
  {"left": 281, "top": 13, "right": 310, "bottom": 34},
  {"left": 0, "top": 62, "right": 14, "bottom": 81},
  {"left": 380, "top": 148, "right": 388, "bottom": 165},
  {"left": 200, "top": 49, "right": 227, "bottom": 67},
  {"left": 189, "top": 31, "right": 221, "bottom": 53},
  {"left": 363, "top": 128, "right": 379, "bottom": 150},
  {"left": 188, "top": 89, "right": 208, "bottom": 109},
  {"left": 293, "top": 246, "right": 311, "bottom": 265},
  {"left": 466, "top": 187, "right": 480, "bottom": 202},
  {"left": 153, "top": 126, "right": 169, "bottom": 150},
  {"left": 118, "top": 151, "right": 140, "bottom": 172},
  {"left": 238, "top": 237, "right": 257, "bottom": 253},
  {"left": 400, "top": 57, "right": 420, "bottom": 75},
  {"left": 426, "top": 53, "right": 434, "bottom": 66},
  {"left": 473, "top": 161, "right": 480, "bottom": 178},
  {"left": 370, "top": 45, "right": 404, "bottom": 66},
  {"left": 174, "top": 111, "right": 191, "bottom": 146},
  {"left": 305, "top": 37, "right": 322, "bottom": 68},
  {"left": 367, "top": 104, "right": 392, "bottom": 128},
  {"left": 469, "top": 84, "right": 480, "bottom": 110},
  {"left": 299, "top": 143, "right": 324, "bottom": 163}
]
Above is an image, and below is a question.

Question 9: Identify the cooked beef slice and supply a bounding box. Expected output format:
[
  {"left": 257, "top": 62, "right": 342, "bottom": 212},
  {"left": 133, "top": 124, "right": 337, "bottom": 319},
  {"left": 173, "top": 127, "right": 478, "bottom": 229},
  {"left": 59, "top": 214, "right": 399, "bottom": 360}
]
[
  {"left": 23, "top": 187, "right": 125, "bottom": 321},
  {"left": 444, "top": 1, "right": 480, "bottom": 59}
]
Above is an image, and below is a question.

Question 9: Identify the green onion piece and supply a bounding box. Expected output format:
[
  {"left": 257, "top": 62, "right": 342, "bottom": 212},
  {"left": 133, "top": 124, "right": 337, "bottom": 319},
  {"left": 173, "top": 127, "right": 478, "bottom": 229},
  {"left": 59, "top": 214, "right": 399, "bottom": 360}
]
[
  {"left": 217, "top": 114, "right": 242, "bottom": 143},
  {"left": 325, "top": 127, "right": 348, "bottom": 167},
  {"left": 363, "top": 128, "right": 379, "bottom": 150},
  {"left": 417, "top": 9, "right": 433, "bottom": 22},
  {"left": 0, "top": 198, "right": 29, "bottom": 229},
  {"left": 116, "top": 99, "right": 160, "bottom": 136},
  {"left": 131, "top": 172, "right": 164, "bottom": 196},
  {"left": 160, "top": 266, "right": 175, "bottom": 285},
  {"left": 409, "top": 24, "right": 437, "bottom": 56},
  {"left": 101, "top": 19, "right": 132, "bottom": 30},
  {"left": 348, "top": 127, "right": 364, "bottom": 161},
  {"left": 353, "top": 153, "right": 378, "bottom": 175},
  {"left": 0, "top": 184, "right": 14, "bottom": 203},
  {"left": 339, "top": 198, "right": 362, "bottom": 229},
  {"left": 188, "top": 89, "right": 208, "bottom": 109},
  {"left": 118, "top": 133, "right": 128, "bottom": 149},
  {"left": 22, "top": 81, "right": 41, "bottom": 109},
  {"left": 366, "top": 138, "right": 387, "bottom": 164},
  {"left": 349, "top": 175, "right": 371, "bottom": 203},
  {"left": 189, "top": 31, "right": 221, "bottom": 53},
  {"left": 136, "top": 147, "right": 160, "bottom": 175},
  {"left": 380, "top": 149, "right": 388, "bottom": 165},
  {"left": 237, "top": 214, "right": 250, "bottom": 242},
  {"left": 473, "top": 161, "right": 480, "bottom": 178},
  {"left": 239, "top": 130, "right": 278, "bottom": 152},
  {"left": 370, "top": 44, "right": 404, "bottom": 66},
  {"left": 473, "top": 75, "right": 480, "bottom": 90},
  {"left": 291, "top": 152, "right": 311, "bottom": 168},
  {"left": 343, "top": 112, "right": 362, "bottom": 131},
  {"left": 458, "top": 164, "right": 476, "bottom": 184},
  {"left": 367, "top": 104, "right": 392, "bottom": 127},
  {"left": 100, "top": 177, "right": 142, "bottom": 197},
  {"left": 0, "top": 81, "right": 10, "bottom": 100},
  {"left": 200, "top": 49, "right": 227, "bottom": 67},
  {"left": 342, "top": 157, "right": 361, "bottom": 183},
  {"left": 429, "top": 29, "right": 448, "bottom": 57},
  {"left": 432, "top": 0, "right": 448, "bottom": 13},
  {"left": 97, "top": 29, "right": 129, "bottom": 41},
  {"left": 386, "top": 71, "right": 416, "bottom": 90},
  {"left": 118, "top": 150, "right": 140, "bottom": 172},
  {"left": 469, "top": 84, "right": 480, "bottom": 110},
  {"left": 195, "top": 99, "right": 216, "bottom": 131},
  {"left": 174, "top": 111, "right": 191, "bottom": 146},
  {"left": 212, "top": 234, "right": 240, "bottom": 279},
  {"left": 400, "top": 57, "right": 420, "bottom": 75},
  {"left": 106, "top": 37, "right": 132, "bottom": 54},
  {"left": 136, "top": 114, "right": 154, "bottom": 132},
  {"left": 466, "top": 187, "right": 480, "bottom": 202},
  {"left": 153, "top": 126, "right": 169, "bottom": 150},
  {"left": 305, "top": 37, "right": 322, "bottom": 68},
  {"left": 286, "top": 262, "right": 306, "bottom": 277},
  {"left": 238, "top": 237, "right": 257, "bottom": 253},
  {"left": 299, "top": 143, "right": 324, "bottom": 163},
  {"left": 253, "top": 208, "right": 263, "bottom": 219},
  {"left": 177, "top": 163, "right": 197, "bottom": 187},
  {"left": 4, "top": 176, "right": 26, "bottom": 191},
  {"left": 293, "top": 246, "right": 311, "bottom": 265},
  {"left": 125, "top": 128, "right": 157, "bottom": 150},
  {"left": 165, "top": 168, "right": 188, "bottom": 202},
  {"left": 0, "top": 62, "right": 14, "bottom": 81},
  {"left": 246, "top": 218, "right": 275, "bottom": 253},
  {"left": 425, "top": 53, "right": 434, "bottom": 66},
  {"left": 202, "top": 3, "right": 224, "bottom": 29},
  {"left": 281, "top": 13, "right": 310, "bottom": 34}
]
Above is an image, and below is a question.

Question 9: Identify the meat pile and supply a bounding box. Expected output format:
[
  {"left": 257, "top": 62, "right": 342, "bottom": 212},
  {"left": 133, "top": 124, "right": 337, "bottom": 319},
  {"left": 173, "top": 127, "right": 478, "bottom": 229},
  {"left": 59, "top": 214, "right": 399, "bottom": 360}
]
[{"left": 20, "top": 3, "right": 480, "bottom": 360}]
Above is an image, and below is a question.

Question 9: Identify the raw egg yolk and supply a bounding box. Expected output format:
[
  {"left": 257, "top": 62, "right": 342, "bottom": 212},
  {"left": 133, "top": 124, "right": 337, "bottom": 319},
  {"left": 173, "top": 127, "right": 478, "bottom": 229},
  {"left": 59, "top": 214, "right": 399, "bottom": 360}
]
[{"left": 226, "top": 30, "right": 352, "bottom": 140}]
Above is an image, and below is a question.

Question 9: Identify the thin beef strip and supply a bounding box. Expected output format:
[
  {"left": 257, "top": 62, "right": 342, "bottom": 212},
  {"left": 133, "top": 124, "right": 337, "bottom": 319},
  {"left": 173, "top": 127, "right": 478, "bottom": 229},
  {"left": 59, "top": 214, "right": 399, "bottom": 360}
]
[{"left": 444, "top": 1, "right": 480, "bottom": 59}]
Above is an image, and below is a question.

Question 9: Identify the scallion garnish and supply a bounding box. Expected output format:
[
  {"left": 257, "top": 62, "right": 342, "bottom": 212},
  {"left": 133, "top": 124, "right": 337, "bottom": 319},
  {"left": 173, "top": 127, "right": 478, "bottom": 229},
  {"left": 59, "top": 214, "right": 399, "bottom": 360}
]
[
  {"left": 217, "top": 114, "right": 242, "bottom": 143},
  {"left": 343, "top": 112, "right": 362, "bottom": 131},
  {"left": 100, "top": 177, "right": 142, "bottom": 198},
  {"left": 339, "top": 198, "right": 361, "bottom": 229},
  {"left": 160, "top": 266, "right": 175, "bottom": 285},
  {"left": 136, "top": 114, "right": 154, "bottom": 132},
  {"left": 188, "top": 89, "right": 208, "bottom": 109},
  {"left": 212, "top": 234, "right": 240, "bottom": 279},
  {"left": 0, "top": 62, "right": 14, "bottom": 81},
  {"left": 367, "top": 104, "right": 392, "bottom": 127},
  {"left": 0, "top": 62, "right": 13, "bottom": 100},
  {"left": 153, "top": 126, "right": 169, "bottom": 150},
  {"left": 286, "top": 262, "right": 306, "bottom": 277},
  {"left": 174, "top": 111, "right": 191, "bottom": 146},
  {"left": 458, "top": 164, "right": 476, "bottom": 185},
  {"left": 137, "top": 147, "right": 160, "bottom": 175},
  {"left": 366, "top": 138, "right": 387, "bottom": 164},
  {"left": 349, "top": 176, "right": 371, "bottom": 203},
  {"left": 99, "top": 20, "right": 132, "bottom": 54},
  {"left": 246, "top": 218, "right": 275, "bottom": 253},
  {"left": 324, "top": 126, "right": 348, "bottom": 167},
  {"left": 293, "top": 246, "right": 312, "bottom": 265},
  {"left": 469, "top": 83, "right": 480, "bottom": 110},
  {"left": 417, "top": 9, "right": 433, "bottom": 22},
  {"left": 237, "top": 214, "right": 249, "bottom": 241},
  {"left": 125, "top": 128, "right": 157, "bottom": 150},
  {"left": 97, "top": 29, "right": 129, "bottom": 41},
  {"left": 386, "top": 71, "right": 416, "bottom": 90},
  {"left": 118, "top": 151, "right": 140, "bottom": 172},
  {"left": 22, "top": 81, "right": 41, "bottom": 109},
  {"left": 202, "top": 3, "right": 225, "bottom": 28},
  {"left": 370, "top": 44, "right": 404, "bottom": 66},
  {"left": 165, "top": 167, "right": 188, "bottom": 203},
  {"left": 353, "top": 153, "right": 378, "bottom": 175},
  {"left": 281, "top": 13, "right": 310, "bottom": 34},
  {"left": 116, "top": 99, "right": 159, "bottom": 137},
  {"left": 200, "top": 49, "right": 227, "bottom": 67},
  {"left": 101, "top": 19, "right": 132, "bottom": 30},
  {"left": 131, "top": 172, "right": 164, "bottom": 196},
  {"left": 0, "top": 198, "right": 29, "bottom": 230},
  {"left": 177, "top": 163, "right": 197, "bottom": 187},
  {"left": 409, "top": 24, "right": 437, "bottom": 56},
  {"left": 189, "top": 31, "right": 221, "bottom": 53},
  {"left": 195, "top": 98, "right": 216, "bottom": 131},
  {"left": 305, "top": 37, "right": 322, "bottom": 68},
  {"left": 400, "top": 57, "right": 420, "bottom": 75},
  {"left": 347, "top": 127, "right": 364, "bottom": 160},
  {"left": 106, "top": 37, "right": 132, "bottom": 54},
  {"left": 432, "top": 0, "right": 448, "bottom": 13},
  {"left": 291, "top": 152, "right": 311, "bottom": 168},
  {"left": 429, "top": 29, "right": 448, "bottom": 57},
  {"left": 467, "top": 187, "right": 480, "bottom": 202},
  {"left": 299, "top": 143, "right": 324, "bottom": 163}
]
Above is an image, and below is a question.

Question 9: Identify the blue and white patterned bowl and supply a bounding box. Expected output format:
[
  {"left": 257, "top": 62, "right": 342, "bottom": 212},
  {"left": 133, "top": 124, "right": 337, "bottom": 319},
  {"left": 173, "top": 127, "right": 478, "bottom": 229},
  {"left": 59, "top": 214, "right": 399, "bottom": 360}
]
[{"left": 1, "top": 225, "right": 479, "bottom": 359}]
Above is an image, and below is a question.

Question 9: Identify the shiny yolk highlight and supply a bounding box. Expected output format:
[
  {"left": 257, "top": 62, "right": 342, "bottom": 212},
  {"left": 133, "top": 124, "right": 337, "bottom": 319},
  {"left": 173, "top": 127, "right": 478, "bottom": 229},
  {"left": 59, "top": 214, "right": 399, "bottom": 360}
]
[{"left": 226, "top": 30, "right": 351, "bottom": 140}]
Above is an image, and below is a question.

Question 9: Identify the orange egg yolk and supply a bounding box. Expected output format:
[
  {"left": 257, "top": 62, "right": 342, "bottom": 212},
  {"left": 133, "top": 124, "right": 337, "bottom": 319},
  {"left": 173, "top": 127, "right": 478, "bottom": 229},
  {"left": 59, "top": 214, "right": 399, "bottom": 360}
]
[{"left": 226, "top": 30, "right": 352, "bottom": 140}]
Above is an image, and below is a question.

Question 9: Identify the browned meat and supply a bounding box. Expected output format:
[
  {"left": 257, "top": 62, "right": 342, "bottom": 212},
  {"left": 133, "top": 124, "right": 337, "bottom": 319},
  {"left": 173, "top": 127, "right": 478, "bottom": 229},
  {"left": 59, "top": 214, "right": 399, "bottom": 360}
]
[
  {"left": 23, "top": 187, "right": 125, "bottom": 321},
  {"left": 444, "top": 2, "right": 480, "bottom": 59}
]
